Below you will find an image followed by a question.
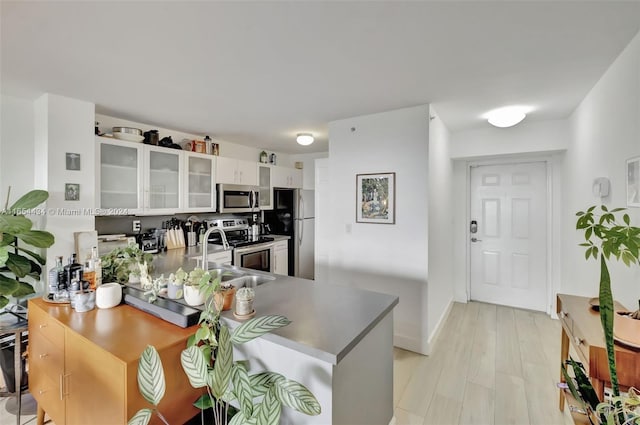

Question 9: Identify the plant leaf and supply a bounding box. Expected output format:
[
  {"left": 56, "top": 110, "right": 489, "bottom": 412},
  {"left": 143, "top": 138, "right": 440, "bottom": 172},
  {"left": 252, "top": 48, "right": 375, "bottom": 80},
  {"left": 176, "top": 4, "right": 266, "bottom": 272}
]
[
  {"left": 180, "top": 345, "right": 208, "bottom": 388},
  {"left": 232, "top": 362, "right": 253, "bottom": 418},
  {"left": 193, "top": 393, "right": 214, "bottom": 410},
  {"left": 15, "top": 230, "right": 54, "bottom": 248},
  {"left": 127, "top": 408, "right": 153, "bottom": 425},
  {"left": 6, "top": 252, "right": 32, "bottom": 278},
  {"left": 249, "top": 372, "right": 282, "bottom": 397},
  {"left": 0, "top": 246, "right": 7, "bottom": 267},
  {"left": 212, "top": 324, "right": 233, "bottom": 398},
  {"left": 137, "top": 346, "right": 166, "bottom": 406},
  {"left": 274, "top": 377, "right": 321, "bottom": 416},
  {"left": 0, "top": 274, "right": 20, "bottom": 295},
  {"left": 231, "top": 315, "right": 292, "bottom": 345},
  {"left": 0, "top": 296, "right": 9, "bottom": 309},
  {"left": 9, "top": 190, "right": 48, "bottom": 211},
  {"left": 16, "top": 246, "right": 45, "bottom": 265},
  {"left": 252, "top": 386, "right": 281, "bottom": 425},
  {"left": 229, "top": 411, "right": 255, "bottom": 425},
  {"left": 11, "top": 282, "right": 35, "bottom": 298},
  {"left": 0, "top": 215, "right": 32, "bottom": 234}
]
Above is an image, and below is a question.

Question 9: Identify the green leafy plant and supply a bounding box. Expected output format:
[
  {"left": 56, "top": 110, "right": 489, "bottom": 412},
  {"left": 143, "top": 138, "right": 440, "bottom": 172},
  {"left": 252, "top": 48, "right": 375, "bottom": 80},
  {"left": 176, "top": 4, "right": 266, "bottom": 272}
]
[
  {"left": 129, "top": 272, "right": 321, "bottom": 425},
  {"left": 0, "top": 189, "right": 55, "bottom": 308},
  {"left": 576, "top": 205, "right": 640, "bottom": 423},
  {"left": 100, "top": 244, "right": 153, "bottom": 283}
]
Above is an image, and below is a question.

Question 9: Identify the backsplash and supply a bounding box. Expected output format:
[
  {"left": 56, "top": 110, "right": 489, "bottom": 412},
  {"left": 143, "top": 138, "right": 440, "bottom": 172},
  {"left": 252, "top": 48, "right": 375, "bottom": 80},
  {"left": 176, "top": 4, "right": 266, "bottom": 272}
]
[{"left": 95, "top": 212, "right": 256, "bottom": 236}]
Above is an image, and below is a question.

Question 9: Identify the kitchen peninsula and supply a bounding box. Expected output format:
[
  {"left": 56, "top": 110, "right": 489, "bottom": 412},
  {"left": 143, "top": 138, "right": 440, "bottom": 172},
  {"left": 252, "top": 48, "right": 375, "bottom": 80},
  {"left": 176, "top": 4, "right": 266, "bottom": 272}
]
[{"left": 28, "top": 254, "right": 398, "bottom": 425}]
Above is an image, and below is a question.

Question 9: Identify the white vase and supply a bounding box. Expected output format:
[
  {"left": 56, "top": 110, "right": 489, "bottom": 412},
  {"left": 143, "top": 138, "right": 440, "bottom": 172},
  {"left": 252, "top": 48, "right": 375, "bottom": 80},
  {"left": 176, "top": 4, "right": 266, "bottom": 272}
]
[{"left": 183, "top": 285, "right": 205, "bottom": 306}]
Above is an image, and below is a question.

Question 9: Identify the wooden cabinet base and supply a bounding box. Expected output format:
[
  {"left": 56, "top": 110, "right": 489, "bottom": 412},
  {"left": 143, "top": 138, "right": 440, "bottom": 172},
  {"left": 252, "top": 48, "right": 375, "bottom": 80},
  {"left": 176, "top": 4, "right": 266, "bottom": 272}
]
[{"left": 29, "top": 298, "right": 203, "bottom": 425}]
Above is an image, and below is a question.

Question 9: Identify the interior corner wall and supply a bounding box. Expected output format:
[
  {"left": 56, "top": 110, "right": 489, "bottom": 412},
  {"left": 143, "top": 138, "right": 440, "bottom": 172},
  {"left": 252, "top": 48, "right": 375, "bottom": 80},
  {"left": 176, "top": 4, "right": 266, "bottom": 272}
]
[
  {"left": 35, "top": 94, "right": 96, "bottom": 272},
  {"left": 0, "top": 94, "right": 35, "bottom": 206},
  {"left": 562, "top": 31, "right": 640, "bottom": 308},
  {"left": 326, "top": 105, "right": 430, "bottom": 354},
  {"left": 426, "top": 106, "right": 454, "bottom": 345}
]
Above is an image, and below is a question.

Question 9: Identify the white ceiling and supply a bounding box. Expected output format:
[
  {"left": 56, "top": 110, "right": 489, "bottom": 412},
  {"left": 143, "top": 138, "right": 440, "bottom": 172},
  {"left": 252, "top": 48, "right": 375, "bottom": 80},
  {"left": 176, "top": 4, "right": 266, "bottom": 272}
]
[{"left": 2, "top": 1, "right": 640, "bottom": 154}]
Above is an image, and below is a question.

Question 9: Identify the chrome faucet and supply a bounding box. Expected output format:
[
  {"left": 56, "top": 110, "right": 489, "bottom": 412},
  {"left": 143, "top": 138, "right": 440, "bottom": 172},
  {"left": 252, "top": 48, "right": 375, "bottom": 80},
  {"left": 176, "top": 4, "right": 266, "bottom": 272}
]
[{"left": 201, "top": 227, "right": 229, "bottom": 271}]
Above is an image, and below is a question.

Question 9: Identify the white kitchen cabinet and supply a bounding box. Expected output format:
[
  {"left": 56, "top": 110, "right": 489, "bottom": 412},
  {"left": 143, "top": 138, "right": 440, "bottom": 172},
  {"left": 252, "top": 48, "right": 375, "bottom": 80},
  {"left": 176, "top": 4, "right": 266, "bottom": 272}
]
[
  {"left": 96, "top": 137, "right": 186, "bottom": 215},
  {"left": 216, "top": 156, "right": 258, "bottom": 185},
  {"left": 257, "top": 164, "right": 273, "bottom": 210},
  {"left": 96, "top": 137, "right": 144, "bottom": 215},
  {"left": 183, "top": 152, "right": 216, "bottom": 212},
  {"left": 144, "top": 145, "right": 183, "bottom": 214},
  {"left": 272, "top": 165, "right": 303, "bottom": 189},
  {"left": 273, "top": 240, "right": 288, "bottom": 275}
]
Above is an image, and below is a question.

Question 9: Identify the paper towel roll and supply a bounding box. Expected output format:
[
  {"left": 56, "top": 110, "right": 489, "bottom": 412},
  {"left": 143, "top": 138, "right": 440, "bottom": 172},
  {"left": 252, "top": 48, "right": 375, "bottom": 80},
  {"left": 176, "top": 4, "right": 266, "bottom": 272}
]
[{"left": 96, "top": 283, "right": 122, "bottom": 309}]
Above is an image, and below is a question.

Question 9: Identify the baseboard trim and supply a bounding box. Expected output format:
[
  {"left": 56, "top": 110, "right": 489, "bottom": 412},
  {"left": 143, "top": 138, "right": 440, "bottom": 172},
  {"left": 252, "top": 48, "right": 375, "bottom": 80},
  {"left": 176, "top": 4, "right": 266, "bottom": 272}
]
[
  {"left": 393, "top": 333, "right": 429, "bottom": 355},
  {"left": 427, "top": 298, "right": 454, "bottom": 350}
]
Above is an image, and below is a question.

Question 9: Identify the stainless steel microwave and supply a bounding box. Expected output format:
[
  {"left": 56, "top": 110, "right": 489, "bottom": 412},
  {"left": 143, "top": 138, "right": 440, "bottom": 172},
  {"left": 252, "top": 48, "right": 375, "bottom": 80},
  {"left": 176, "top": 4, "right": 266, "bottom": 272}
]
[{"left": 217, "top": 184, "right": 260, "bottom": 213}]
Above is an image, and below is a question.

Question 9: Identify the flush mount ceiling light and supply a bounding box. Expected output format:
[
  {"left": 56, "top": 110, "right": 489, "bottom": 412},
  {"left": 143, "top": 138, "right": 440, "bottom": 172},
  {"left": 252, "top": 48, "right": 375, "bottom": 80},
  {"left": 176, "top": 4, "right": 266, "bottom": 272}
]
[
  {"left": 485, "top": 106, "right": 529, "bottom": 128},
  {"left": 296, "top": 133, "right": 314, "bottom": 146}
]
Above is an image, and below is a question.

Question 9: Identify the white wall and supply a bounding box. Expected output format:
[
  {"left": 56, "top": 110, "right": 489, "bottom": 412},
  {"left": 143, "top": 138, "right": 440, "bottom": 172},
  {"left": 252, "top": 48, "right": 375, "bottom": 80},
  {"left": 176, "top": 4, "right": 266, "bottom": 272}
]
[
  {"left": 450, "top": 119, "right": 569, "bottom": 160},
  {"left": 426, "top": 107, "right": 454, "bottom": 345},
  {"left": 289, "top": 152, "right": 329, "bottom": 190},
  {"left": 562, "top": 32, "right": 640, "bottom": 308},
  {"left": 0, "top": 94, "right": 35, "bottom": 206},
  {"left": 35, "top": 94, "right": 96, "bottom": 271},
  {"left": 326, "top": 105, "right": 432, "bottom": 354}
]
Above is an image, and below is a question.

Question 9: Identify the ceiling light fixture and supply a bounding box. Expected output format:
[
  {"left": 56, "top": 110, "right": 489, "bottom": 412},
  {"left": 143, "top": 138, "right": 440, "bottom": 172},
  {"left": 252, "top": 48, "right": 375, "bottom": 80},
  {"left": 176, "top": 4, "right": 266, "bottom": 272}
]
[
  {"left": 296, "top": 133, "right": 314, "bottom": 146},
  {"left": 485, "top": 106, "right": 529, "bottom": 128}
]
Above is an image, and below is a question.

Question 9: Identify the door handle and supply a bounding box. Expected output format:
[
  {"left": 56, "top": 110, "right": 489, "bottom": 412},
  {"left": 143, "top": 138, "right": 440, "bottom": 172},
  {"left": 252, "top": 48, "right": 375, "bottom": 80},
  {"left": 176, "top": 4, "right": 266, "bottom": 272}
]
[{"left": 471, "top": 237, "right": 483, "bottom": 242}]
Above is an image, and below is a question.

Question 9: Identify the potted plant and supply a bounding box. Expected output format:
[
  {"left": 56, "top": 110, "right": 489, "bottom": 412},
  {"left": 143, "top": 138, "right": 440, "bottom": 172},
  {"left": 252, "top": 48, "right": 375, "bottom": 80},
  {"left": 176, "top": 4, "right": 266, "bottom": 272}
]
[
  {"left": 214, "top": 281, "right": 236, "bottom": 312},
  {"left": 573, "top": 205, "right": 640, "bottom": 424},
  {"left": 0, "top": 189, "right": 55, "bottom": 308},
  {"left": 167, "top": 268, "right": 187, "bottom": 299},
  {"left": 101, "top": 244, "right": 153, "bottom": 284},
  {"left": 129, "top": 302, "right": 320, "bottom": 425},
  {"left": 183, "top": 267, "right": 207, "bottom": 306}
]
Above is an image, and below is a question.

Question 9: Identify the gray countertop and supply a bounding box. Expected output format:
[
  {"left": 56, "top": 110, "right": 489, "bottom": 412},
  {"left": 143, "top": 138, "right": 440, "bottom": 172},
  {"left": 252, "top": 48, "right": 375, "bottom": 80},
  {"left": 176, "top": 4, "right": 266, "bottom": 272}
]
[
  {"left": 144, "top": 245, "right": 398, "bottom": 365},
  {"left": 220, "top": 275, "right": 398, "bottom": 364}
]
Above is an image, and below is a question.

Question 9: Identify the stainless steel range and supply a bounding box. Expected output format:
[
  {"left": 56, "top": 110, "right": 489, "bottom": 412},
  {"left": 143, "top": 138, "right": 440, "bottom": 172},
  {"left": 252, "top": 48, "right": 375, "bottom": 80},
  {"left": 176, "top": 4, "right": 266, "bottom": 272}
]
[{"left": 205, "top": 218, "right": 275, "bottom": 272}]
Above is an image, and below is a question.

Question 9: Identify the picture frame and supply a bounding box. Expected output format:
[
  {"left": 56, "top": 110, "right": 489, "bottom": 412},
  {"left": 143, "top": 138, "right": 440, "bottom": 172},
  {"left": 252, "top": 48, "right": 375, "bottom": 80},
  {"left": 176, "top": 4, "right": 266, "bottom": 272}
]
[
  {"left": 65, "top": 183, "right": 80, "bottom": 201},
  {"left": 66, "top": 152, "right": 81, "bottom": 171},
  {"left": 356, "top": 172, "right": 396, "bottom": 224},
  {"left": 627, "top": 156, "right": 640, "bottom": 207}
]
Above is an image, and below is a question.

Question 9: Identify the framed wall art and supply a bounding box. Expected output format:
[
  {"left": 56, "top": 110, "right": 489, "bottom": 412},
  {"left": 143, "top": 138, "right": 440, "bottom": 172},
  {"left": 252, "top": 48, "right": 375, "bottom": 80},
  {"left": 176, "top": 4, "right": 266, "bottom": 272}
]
[
  {"left": 627, "top": 156, "right": 640, "bottom": 207},
  {"left": 66, "top": 152, "right": 81, "bottom": 170},
  {"left": 65, "top": 183, "right": 80, "bottom": 201},
  {"left": 356, "top": 172, "right": 396, "bottom": 224}
]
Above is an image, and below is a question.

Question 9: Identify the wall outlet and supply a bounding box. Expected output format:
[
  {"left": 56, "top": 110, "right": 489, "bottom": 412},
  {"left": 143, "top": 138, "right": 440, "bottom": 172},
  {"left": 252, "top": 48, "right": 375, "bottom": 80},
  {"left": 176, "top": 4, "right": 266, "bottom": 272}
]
[{"left": 133, "top": 220, "right": 141, "bottom": 232}]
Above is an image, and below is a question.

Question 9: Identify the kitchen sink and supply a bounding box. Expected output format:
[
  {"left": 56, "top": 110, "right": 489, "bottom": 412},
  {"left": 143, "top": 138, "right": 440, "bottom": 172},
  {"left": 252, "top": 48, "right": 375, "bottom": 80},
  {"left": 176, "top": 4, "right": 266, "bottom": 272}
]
[
  {"left": 241, "top": 274, "right": 276, "bottom": 288},
  {"left": 206, "top": 267, "right": 275, "bottom": 288}
]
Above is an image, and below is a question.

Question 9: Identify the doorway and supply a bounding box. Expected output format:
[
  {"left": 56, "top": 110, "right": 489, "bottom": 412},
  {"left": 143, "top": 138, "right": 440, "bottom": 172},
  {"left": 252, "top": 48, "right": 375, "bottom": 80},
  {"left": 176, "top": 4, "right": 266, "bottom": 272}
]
[{"left": 469, "top": 161, "right": 548, "bottom": 311}]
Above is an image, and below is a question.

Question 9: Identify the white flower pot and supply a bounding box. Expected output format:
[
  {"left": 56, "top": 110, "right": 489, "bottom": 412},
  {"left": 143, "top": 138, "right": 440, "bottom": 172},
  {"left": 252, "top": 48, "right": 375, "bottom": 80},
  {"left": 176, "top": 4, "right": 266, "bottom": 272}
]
[{"left": 183, "top": 285, "right": 205, "bottom": 306}]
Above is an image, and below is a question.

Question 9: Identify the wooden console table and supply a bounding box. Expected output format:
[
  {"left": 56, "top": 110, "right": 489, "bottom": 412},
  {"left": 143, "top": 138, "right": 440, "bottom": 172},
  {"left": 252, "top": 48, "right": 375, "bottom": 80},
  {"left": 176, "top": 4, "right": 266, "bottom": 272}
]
[
  {"left": 557, "top": 294, "right": 640, "bottom": 416},
  {"left": 28, "top": 298, "right": 203, "bottom": 425}
]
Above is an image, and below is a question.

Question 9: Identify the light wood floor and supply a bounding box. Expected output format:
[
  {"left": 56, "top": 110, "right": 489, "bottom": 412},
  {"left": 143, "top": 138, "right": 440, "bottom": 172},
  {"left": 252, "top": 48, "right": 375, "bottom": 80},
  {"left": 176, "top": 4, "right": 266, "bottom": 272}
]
[
  {"left": 1, "top": 301, "right": 573, "bottom": 425},
  {"left": 392, "top": 301, "right": 573, "bottom": 425}
]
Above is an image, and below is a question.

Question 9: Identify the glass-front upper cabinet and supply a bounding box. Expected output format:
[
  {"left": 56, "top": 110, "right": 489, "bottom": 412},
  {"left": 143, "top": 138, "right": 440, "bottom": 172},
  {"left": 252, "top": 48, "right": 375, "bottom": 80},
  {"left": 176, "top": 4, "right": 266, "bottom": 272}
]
[
  {"left": 144, "top": 146, "right": 183, "bottom": 214},
  {"left": 96, "top": 137, "right": 144, "bottom": 215},
  {"left": 184, "top": 152, "right": 216, "bottom": 212},
  {"left": 258, "top": 164, "right": 273, "bottom": 210}
]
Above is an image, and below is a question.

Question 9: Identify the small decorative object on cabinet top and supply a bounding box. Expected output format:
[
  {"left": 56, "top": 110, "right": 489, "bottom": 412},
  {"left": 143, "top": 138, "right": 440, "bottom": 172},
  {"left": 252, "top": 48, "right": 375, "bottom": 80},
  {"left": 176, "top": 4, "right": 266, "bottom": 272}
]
[
  {"left": 260, "top": 150, "right": 268, "bottom": 163},
  {"left": 269, "top": 153, "right": 277, "bottom": 165}
]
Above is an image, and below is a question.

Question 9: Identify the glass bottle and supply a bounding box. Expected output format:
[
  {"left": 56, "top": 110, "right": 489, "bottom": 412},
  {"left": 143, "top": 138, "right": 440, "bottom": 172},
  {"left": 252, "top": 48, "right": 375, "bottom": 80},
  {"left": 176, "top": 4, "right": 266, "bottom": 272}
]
[
  {"left": 83, "top": 260, "right": 96, "bottom": 290},
  {"left": 48, "top": 256, "right": 63, "bottom": 295},
  {"left": 91, "top": 246, "right": 102, "bottom": 287}
]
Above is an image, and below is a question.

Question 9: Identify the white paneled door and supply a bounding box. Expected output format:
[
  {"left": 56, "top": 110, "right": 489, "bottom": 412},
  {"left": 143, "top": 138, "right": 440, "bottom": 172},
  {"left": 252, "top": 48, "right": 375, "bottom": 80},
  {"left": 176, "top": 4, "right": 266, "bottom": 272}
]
[{"left": 470, "top": 162, "right": 547, "bottom": 311}]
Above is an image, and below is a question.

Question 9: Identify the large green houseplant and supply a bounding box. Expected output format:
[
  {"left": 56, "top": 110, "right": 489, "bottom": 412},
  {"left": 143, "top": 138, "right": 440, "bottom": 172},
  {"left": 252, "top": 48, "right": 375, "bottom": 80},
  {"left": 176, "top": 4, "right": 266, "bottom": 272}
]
[
  {"left": 0, "top": 189, "right": 55, "bottom": 308},
  {"left": 100, "top": 244, "right": 153, "bottom": 283},
  {"left": 129, "top": 271, "right": 321, "bottom": 425},
  {"left": 575, "top": 205, "right": 640, "bottom": 423}
]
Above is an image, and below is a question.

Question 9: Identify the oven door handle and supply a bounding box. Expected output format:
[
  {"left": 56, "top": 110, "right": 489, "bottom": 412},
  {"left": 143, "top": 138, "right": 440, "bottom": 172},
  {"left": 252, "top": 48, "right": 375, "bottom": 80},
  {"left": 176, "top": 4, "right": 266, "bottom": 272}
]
[{"left": 233, "top": 242, "right": 275, "bottom": 255}]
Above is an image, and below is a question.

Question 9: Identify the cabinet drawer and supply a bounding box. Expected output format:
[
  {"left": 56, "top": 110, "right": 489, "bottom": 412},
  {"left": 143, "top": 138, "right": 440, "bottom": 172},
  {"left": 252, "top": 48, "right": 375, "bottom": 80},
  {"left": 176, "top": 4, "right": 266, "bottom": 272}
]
[
  {"left": 571, "top": 319, "right": 591, "bottom": 366},
  {"left": 29, "top": 305, "right": 64, "bottom": 349},
  {"left": 30, "top": 370, "right": 65, "bottom": 424},
  {"left": 30, "top": 330, "right": 64, "bottom": 382}
]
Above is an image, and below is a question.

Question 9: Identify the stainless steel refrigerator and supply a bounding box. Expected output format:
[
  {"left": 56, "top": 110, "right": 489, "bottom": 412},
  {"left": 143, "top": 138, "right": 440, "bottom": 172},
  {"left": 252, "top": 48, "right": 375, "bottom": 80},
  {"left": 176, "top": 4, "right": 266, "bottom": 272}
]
[{"left": 264, "top": 188, "right": 315, "bottom": 279}]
